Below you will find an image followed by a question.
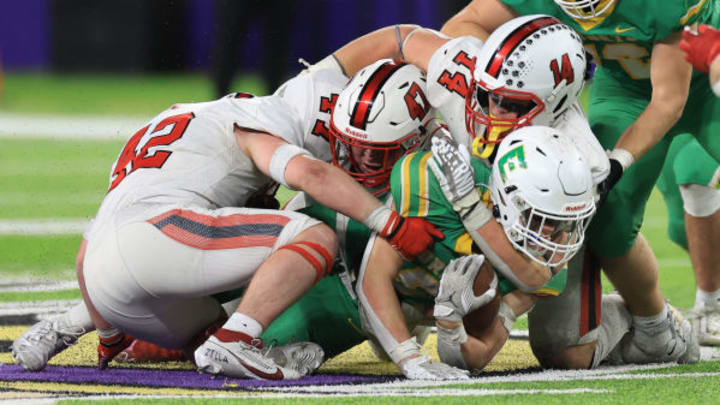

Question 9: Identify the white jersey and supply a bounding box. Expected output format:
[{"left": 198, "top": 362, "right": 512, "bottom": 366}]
[
  {"left": 85, "top": 68, "right": 348, "bottom": 243},
  {"left": 426, "top": 36, "right": 609, "bottom": 187}
]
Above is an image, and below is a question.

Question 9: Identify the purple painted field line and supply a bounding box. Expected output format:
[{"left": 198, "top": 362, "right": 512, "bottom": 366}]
[{"left": 0, "top": 364, "right": 387, "bottom": 390}]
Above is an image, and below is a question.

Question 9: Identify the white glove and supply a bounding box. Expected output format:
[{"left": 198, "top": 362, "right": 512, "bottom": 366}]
[
  {"left": 428, "top": 133, "right": 475, "bottom": 203},
  {"left": 399, "top": 355, "right": 470, "bottom": 380},
  {"left": 434, "top": 254, "right": 498, "bottom": 323},
  {"left": 428, "top": 133, "right": 492, "bottom": 230}
]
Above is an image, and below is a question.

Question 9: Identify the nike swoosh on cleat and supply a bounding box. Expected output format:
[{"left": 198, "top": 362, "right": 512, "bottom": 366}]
[{"left": 239, "top": 360, "right": 284, "bottom": 380}]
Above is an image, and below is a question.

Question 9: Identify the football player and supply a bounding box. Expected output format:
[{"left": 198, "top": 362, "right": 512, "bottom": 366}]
[
  {"left": 441, "top": 0, "right": 715, "bottom": 355},
  {"left": 10, "top": 56, "right": 444, "bottom": 379}
]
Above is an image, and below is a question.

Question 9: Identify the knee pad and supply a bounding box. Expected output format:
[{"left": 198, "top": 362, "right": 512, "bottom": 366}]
[
  {"left": 278, "top": 241, "right": 333, "bottom": 283},
  {"left": 680, "top": 184, "right": 720, "bottom": 218}
]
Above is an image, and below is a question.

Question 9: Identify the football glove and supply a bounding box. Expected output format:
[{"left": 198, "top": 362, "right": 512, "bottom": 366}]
[
  {"left": 399, "top": 355, "right": 470, "bottom": 380},
  {"left": 680, "top": 24, "right": 720, "bottom": 74},
  {"left": 428, "top": 133, "right": 492, "bottom": 230},
  {"left": 434, "top": 254, "right": 498, "bottom": 323},
  {"left": 98, "top": 331, "right": 135, "bottom": 370},
  {"left": 366, "top": 206, "right": 444, "bottom": 260}
]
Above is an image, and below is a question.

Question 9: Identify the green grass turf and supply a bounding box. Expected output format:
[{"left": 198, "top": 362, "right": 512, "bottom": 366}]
[{"left": 0, "top": 73, "right": 268, "bottom": 116}]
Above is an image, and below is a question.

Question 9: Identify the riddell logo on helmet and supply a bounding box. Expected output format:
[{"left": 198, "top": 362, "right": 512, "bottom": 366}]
[
  {"left": 564, "top": 203, "right": 587, "bottom": 212},
  {"left": 344, "top": 126, "right": 369, "bottom": 139}
]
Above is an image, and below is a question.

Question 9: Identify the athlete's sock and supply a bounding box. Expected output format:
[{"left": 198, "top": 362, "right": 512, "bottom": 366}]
[
  {"left": 630, "top": 305, "right": 671, "bottom": 355},
  {"left": 695, "top": 288, "right": 720, "bottom": 311},
  {"left": 52, "top": 303, "right": 95, "bottom": 332},
  {"left": 223, "top": 312, "right": 263, "bottom": 337}
]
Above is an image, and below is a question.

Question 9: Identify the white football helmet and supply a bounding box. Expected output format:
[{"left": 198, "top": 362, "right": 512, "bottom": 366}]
[
  {"left": 466, "top": 15, "right": 588, "bottom": 161},
  {"left": 553, "top": 0, "right": 617, "bottom": 21},
  {"left": 330, "top": 59, "right": 433, "bottom": 194},
  {"left": 489, "top": 126, "right": 596, "bottom": 268}
]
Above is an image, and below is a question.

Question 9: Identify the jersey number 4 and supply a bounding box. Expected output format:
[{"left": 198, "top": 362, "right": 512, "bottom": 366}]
[
  {"left": 108, "top": 112, "right": 195, "bottom": 193},
  {"left": 549, "top": 53, "right": 574, "bottom": 88}
]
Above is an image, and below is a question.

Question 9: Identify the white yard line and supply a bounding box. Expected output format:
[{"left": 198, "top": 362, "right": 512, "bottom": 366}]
[
  {"left": 0, "top": 300, "right": 81, "bottom": 316},
  {"left": 0, "top": 280, "right": 78, "bottom": 293},
  {"left": 0, "top": 112, "right": 148, "bottom": 140},
  {"left": 0, "top": 219, "right": 89, "bottom": 235}
]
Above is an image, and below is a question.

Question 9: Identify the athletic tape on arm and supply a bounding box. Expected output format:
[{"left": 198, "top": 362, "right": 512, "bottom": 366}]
[
  {"left": 355, "top": 234, "right": 403, "bottom": 357},
  {"left": 436, "top": 324, "right": 469, "bottom": 369},
  {"left": 268, "top": 143, "right": 311, "bottom": 189}
]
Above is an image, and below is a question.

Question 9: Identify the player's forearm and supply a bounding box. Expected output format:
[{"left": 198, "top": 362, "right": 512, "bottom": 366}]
[
  {"left": 461, "top": 319, "right": 508, "bottom": 370},
  {"left": 470, "top": 220, "right": 551, "bottom": 291},
  {"left": 287, "top": 157, "right": 381, "bottom": 225},
  {"left": 356, "top": 237, "right": 414, "bottom": 360},
  {"left": 440, "top": 0, "right": 517, "bottom": 40},
  {"left": 613, "top": 100, "right": 685, "bottom": 161},
  {"left": 333, "top": 25, "right": 416, "bottom": 77},
  {"left": 441, "top": 6, "right": 491, "bottom": 40},
  {"left": 616, "top": 36, "right": 691, "bottom": 161}
]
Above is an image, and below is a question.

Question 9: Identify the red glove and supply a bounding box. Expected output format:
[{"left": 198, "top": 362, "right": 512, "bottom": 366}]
[
  {"left": 380, "top": 211, "right": 444, "bottom": 260},
  {"left": 98, "top": 332, "right": 135, "bottom": 370},
  {"left": 680, "top": 24, "right": 720, "bottom": 74}
]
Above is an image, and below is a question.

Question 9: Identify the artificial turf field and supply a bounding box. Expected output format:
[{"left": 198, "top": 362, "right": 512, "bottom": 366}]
[{"left": 1, "top": 73, "right": 719, "bottom": 403}]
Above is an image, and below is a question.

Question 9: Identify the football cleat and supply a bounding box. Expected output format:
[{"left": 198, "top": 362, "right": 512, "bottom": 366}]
[
  {"left": 11, "top": 320, "right": 86, "bottom": 371},
  {"left": 194, "top": 329, "right": 302, "bottom": 380},
  {"left": 115, "top": 339, "right": 187, "bottom": 363},
  {"left": 266, "top": 341, "right": 325, "bottom": 376},
  {"left": 619, "top": 304, "right": 700, "bottom": 364},
  {"left": 687, "top": 305, "right": 720, "bottom": 346}
]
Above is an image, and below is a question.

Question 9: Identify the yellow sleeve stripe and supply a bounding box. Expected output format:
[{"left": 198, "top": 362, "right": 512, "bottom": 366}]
[
  {"left": 454, "top": 233, "right": 473, "bottom": 256},
  {"left": 680, "top": 0, "right": 708, "bottom": 24},
  {"left": 416, "top": 153, "right": 432, "bottom": 217},
  {"left": 400, "top": 153, "right": 414, "bottom": 216}
]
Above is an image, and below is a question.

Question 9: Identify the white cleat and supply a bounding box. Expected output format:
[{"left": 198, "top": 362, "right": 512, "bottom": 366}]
[
  {"left": 194, "top": 330, "right": 302, "bottom": 380},
  {"left": 266, "top": 341, "right": 325, "bottom": 376},
  {"left": 687, "top": 305, "right": 720, "bottom": 346},
  {"left": 621, "top": 304, "right": 699, "bottom": 365},
  {"left": 11, "top": 320, "right": 85, "bottom": 371}
]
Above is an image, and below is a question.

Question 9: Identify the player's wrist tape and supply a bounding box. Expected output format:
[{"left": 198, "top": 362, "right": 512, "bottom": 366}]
[
  {"left": 436, "top": 324, "right": 468, "bottom": 369},
  {"left": 453, "top": 191, "right": 492, "bottom": 231},
  {"left": 305, "top": 54, "right": 347, "bottom": 77},
  {"left": 608, "top": 148, "right": 634, "bottom": 172},
  {"left": 389, "top": 336, "right": 423, "bottom": 365},
  {"left": 497, "top": 301, "right": 517, "bottom": 334},
  {"left": 363, "top": 205, "right": 395, "bottom": 235},
  {"left": 269, "top": 144, "right": 312, "bottom": 189}
]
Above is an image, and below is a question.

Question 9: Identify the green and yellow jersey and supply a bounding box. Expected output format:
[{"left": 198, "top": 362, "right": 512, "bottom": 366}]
[
  {"left": 390, "top": 151, "right": 566, "bottom": 307},
  {"left": 502, "top": 0, "right": 717, "bottom": 82}
]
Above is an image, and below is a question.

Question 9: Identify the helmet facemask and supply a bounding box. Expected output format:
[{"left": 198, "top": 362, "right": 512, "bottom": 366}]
[
  {"left": 465, "top": 76, "right": 544, "bottom": 161},
  {"left": 504, "top": 192, "right": 594, "bottom": 267},
  {"left": 329, "top": 119, "right": 422, "bottom": 195},
  {"left": 553, "top": 0, "right": 617, "bottom": 21}
]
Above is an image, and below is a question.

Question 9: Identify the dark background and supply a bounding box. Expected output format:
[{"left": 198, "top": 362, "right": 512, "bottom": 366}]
[{"left": 0, "top": 0, "right": 467, "bottom": 74}]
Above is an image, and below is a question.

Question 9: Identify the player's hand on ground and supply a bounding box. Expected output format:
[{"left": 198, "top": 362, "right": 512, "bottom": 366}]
[
  {"left": 680, "top": 24, "right": 720, "bottom": 74},
  {"left": 98, "top": 332, "right": 135, "bottom": 370},
  {"left": 428, "top": 133, "right": 475, "bottom": 204},
  {"left": 399, "top": 355, "right": 470, "bottom": 380},
  {"left": 379, "top": 210, "right": 444, "bottom": 260},
  {"left": 434, "top": 254, "right": 498, "bottom": 323}
]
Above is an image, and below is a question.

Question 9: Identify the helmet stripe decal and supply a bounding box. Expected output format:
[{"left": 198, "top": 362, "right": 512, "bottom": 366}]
[
  {"left": 350, "top": 62, "right": 405, "bottom": 130},
  {"left": 486, "top": 17, "right": 558, "bottom": 78}
]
